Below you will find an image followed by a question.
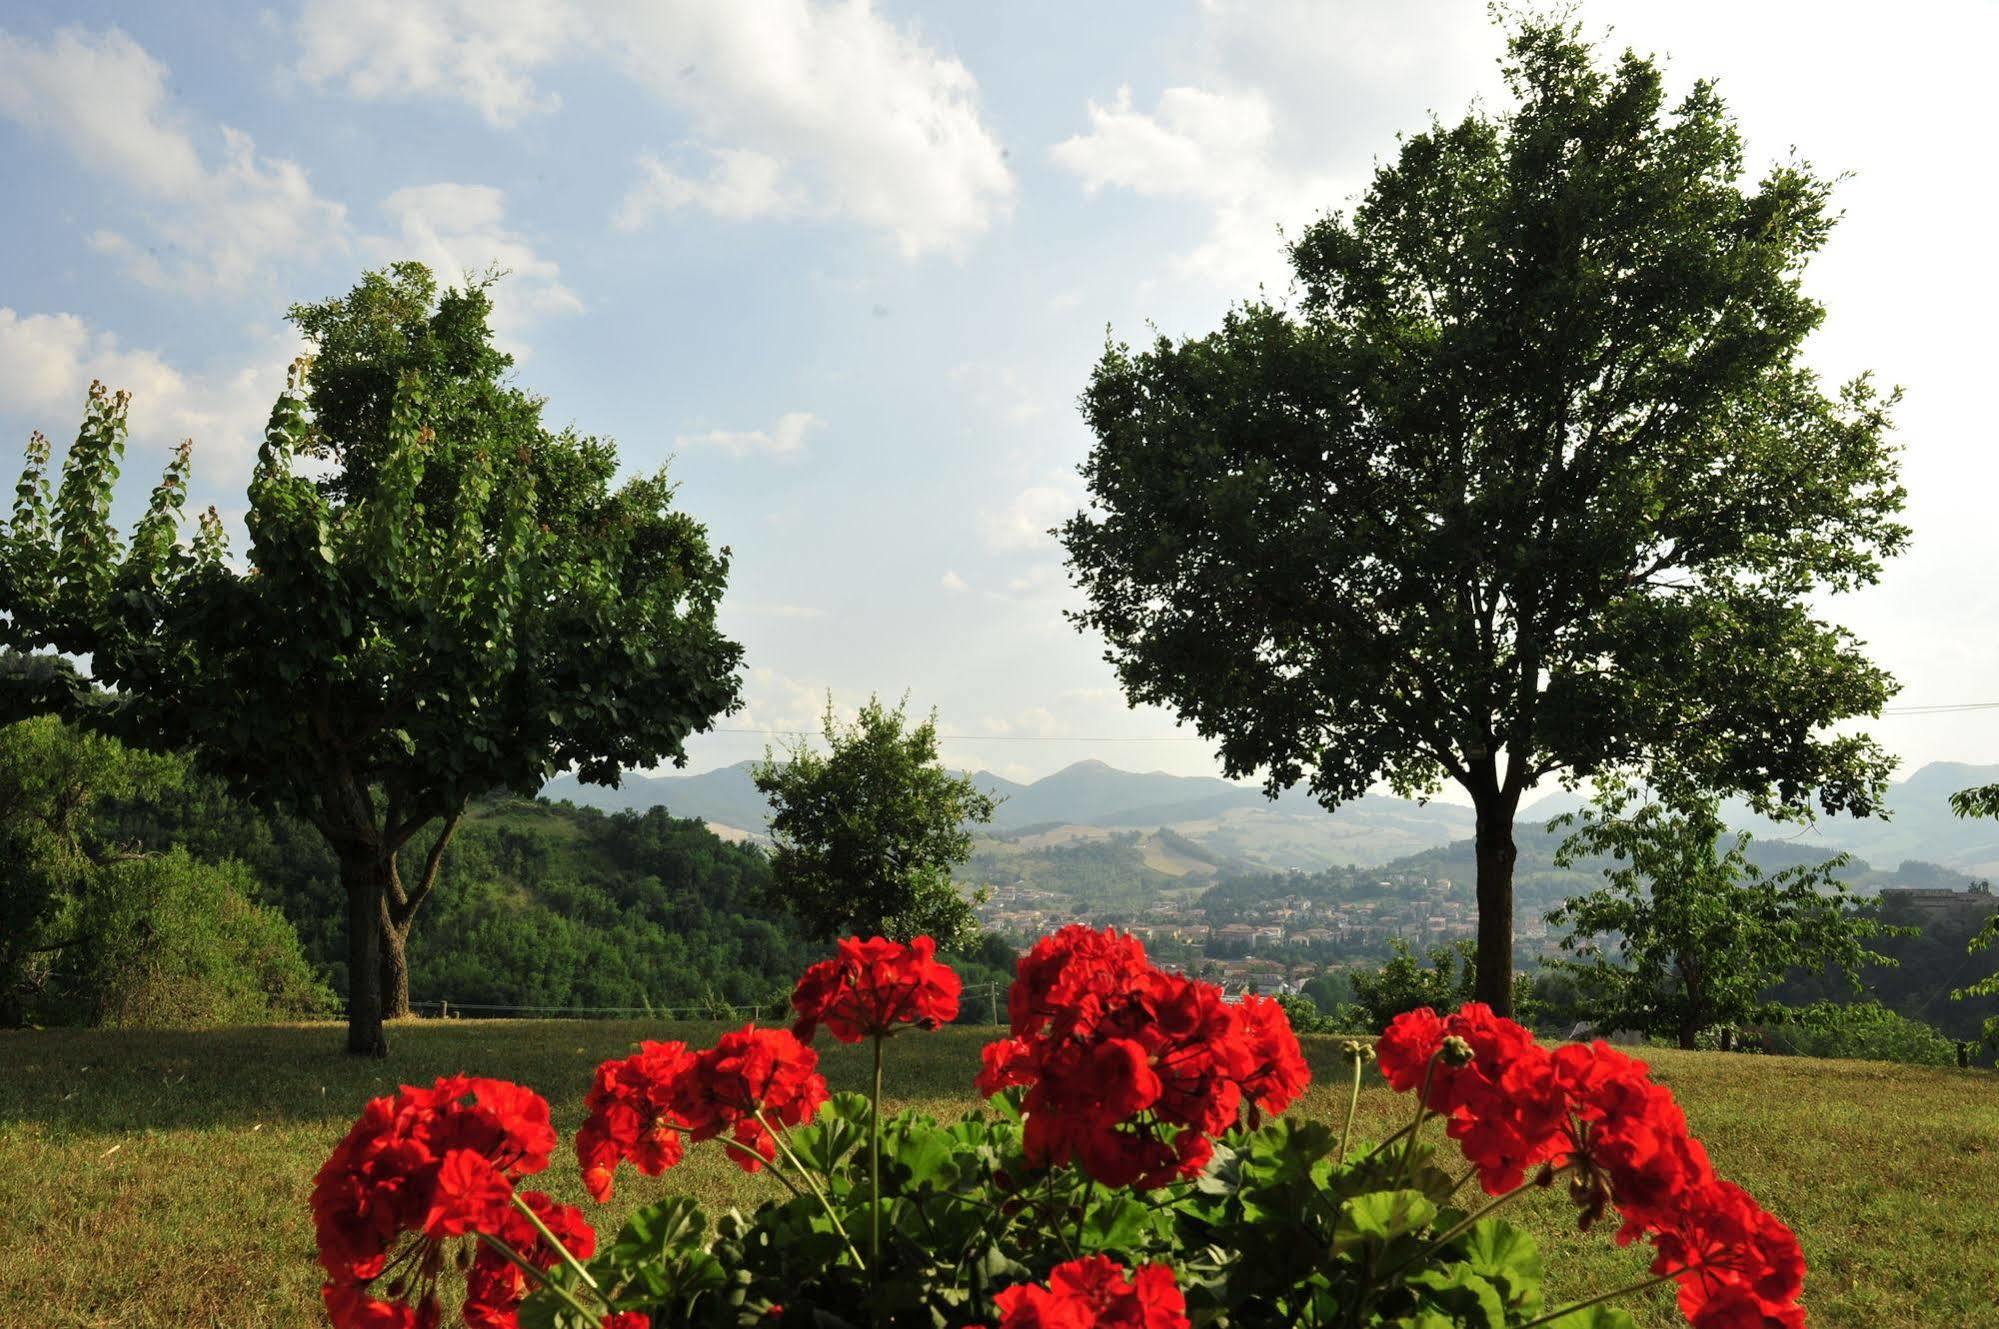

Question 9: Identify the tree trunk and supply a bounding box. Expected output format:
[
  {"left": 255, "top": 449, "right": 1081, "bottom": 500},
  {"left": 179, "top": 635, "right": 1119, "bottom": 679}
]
[
  {"left": 342, "top": 852, "right": 391, "bottom": 1057},
  {"left": 375, "top": 814, "right": 459, "bottom": 1023},
  {"left": 1677, "top": 1020, "right": 1700, "bottom": 1051},
  {"left": 380, "top": 918, "right": 411, "bottom": 1021},
  {"left": 1472, "top": 796, "right": 1519, "bottom": 1016}
]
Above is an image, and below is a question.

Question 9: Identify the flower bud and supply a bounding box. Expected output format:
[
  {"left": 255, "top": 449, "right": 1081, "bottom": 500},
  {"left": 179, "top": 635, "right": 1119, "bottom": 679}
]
[{"left": 1439, "top": 1035, "right": 1475, "bottom": 1067}]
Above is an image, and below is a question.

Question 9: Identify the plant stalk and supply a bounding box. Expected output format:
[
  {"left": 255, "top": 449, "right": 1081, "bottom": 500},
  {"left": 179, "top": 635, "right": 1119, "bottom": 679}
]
[
  {"left": 475, "top": 1232, "right": 601, "bottom": 1320},
  {"left": 1337, "top": 1055, "right": 1365, "bottom": 1168},
  {"left": 1515, "top": 1267, "right": 1683, "bottom": 1328},
  {"left": 508, "top": 1191, "right": 600, "bottom": 1290},
  {"left": 753, "top": 1107, "right": 867, "bottom": 1271},
  {"left": 870, "top": 1032, "right": 885, "bottom": 1277}
]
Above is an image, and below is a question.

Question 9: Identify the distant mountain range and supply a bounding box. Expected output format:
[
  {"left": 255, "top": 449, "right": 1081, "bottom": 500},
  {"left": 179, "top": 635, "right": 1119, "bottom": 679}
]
[{"left": 543, "top": 758, "right": 1999, "bottom": 881}]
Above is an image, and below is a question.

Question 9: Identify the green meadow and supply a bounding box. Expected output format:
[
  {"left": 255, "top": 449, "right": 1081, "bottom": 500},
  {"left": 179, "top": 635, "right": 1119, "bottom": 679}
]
[{"left": 2, "top": 1022, "right": 1994, "bottom": 1328}]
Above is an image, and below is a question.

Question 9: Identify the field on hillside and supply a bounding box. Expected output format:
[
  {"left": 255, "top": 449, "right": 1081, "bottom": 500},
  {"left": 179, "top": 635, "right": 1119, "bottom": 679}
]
[{"left": 2, "top": 1022, "right": 1994, "bottom": 1328}]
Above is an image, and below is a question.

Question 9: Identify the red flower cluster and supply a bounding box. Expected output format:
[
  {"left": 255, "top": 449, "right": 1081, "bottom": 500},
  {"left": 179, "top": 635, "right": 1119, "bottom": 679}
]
[
  {"left": 310, "top": 1075, "right": 593, "bottom": 1329},
  {"left": 674, "top": 1024, "right": 830, "bottom": 1172},
  {"left": 575, "top": 1040, "right": 695, "bottom": 1201},
  {"left": 993, "top": 1255, "right": 1190, "bottom": 1329},
  {"left": 978, "top": 925, "right": 1310, "bottom": 1189},
  {"left": 791, "top": 934, "right": 961, "bottom": 1044},
  {"left": 1376, "top": 1005, "right": 1807, "bottom": 1328},
  {"left": 576, "top": 1027, "right": 830, "bottom": 1188}
]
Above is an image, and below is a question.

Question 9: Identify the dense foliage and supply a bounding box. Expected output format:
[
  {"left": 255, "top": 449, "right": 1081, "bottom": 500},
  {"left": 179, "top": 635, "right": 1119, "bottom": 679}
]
[
  {"left": 1548, "top": 795, "right": 1905, "bottom": 1049},
  {"left": 0, "top": 716, "right": 329, "bottom": 1028},
  {"left": 755, "top": 696, "right": 997, "bottom": 946},
  {"left": 309, "top": 931, "right": 1811, "bottom": 1328},
  {"left": 0, "top": 263, "right": 744, "bottom": 1055},
  {"left": 1757, "top": 1001, "right": 1959, "bottom": 1068},
  {"left": 1350, "top": 939, "right": 1479, "bottom": 1031},
  {"left": 1058, "top": 17, "right": 1906, "bottom": 1016}
]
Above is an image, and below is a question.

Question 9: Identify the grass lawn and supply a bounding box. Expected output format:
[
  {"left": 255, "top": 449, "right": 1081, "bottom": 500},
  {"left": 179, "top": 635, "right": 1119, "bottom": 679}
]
[{"left": 2, "top": 1020, "right": 1994, "bottom": 1327}]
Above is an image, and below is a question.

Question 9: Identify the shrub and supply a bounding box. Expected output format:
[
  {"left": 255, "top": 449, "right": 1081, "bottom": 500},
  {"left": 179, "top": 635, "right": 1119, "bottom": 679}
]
[
  {"left": 310, "top": 928, "right": 1809, "bottom": 1328},
  {"left": 1350, "top": 938, "right": 1477, "bottom": 1030},
  {"left": 1759, "top": 1000, "right": 1957, "bottom": 1067},
  {"left": 72, "top": 850, "right": 335, "bottom": 1027}
]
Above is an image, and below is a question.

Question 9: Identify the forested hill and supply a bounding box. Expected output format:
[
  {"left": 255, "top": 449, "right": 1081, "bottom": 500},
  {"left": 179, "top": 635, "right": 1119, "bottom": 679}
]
[{"left": 101, "top": 787, "right": 828, "bottom": 1013}]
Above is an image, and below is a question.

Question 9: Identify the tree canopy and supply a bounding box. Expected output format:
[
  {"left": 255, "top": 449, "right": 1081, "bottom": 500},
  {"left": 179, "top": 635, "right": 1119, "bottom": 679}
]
[
  {"left": 1548, "top": 792, "right": 1902, "bottom": 1048},
  {"left": 1059, "top": 19, "right": 1906, "bottom": 1013},
  {"left": 0, "top": 263, "right": 745, "bottom": 1054},
  {"left": 754, "top": 695, "right": 997, "bottom": 946}
]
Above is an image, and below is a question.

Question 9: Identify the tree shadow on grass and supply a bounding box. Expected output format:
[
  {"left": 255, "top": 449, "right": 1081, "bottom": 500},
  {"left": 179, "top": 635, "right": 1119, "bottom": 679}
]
[{"left": 0, "top": 1019, "right": 1023, "bottom": 1134}]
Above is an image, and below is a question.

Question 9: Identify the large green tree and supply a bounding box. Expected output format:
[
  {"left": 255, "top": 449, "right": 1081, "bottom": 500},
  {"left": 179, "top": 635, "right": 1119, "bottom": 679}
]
[
  {"left": 753, "top": 695, "right": 996, "bottom": 946},
  {"left": 0, "top": 265, "right": 744, "bottom": 1054},
  {"left": 1547, "top": 793, "right": 1903, "bottom": 1048},
  {"left": 1059, "top": 21, "right": 1906, "bottom": 1012}
]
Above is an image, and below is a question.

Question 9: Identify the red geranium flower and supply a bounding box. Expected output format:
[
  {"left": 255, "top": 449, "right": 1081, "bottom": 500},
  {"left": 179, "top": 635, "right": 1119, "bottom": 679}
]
[
  {"left": 575, "top": 1041, "right": 695, "bottom": 1202},
  {"left": 1373, "top": 1006, "right": 1808, "bottom": 1329},
  {"left": 980, "top": 925, "right": 1310, "bottom": 1189},
  {"left": 311, "top": 1076, "right": 584, "bottom": 1329},
  {"left": 671, "top": 1025, "right": 830, "bottom": 1172},
  {"left": 1649, "top": 1178, "right": 1807, "bottom": 1328},
  {"left": 462, "top": 1189, "right": 597, "bottom": 1329},
  {"left": 994, "top": 1255, "right": 1190, "bottom": 1329},
  {"left": 791, "top": 935, "right": 962, "bottom": 1044}
]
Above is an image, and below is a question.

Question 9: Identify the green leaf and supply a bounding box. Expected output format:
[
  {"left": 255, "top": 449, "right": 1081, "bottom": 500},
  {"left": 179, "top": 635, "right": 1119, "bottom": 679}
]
[
  {"left": 1079, "top": 1193, "right": 1155, "bottom": 1253},
  {"left": 1337, "top": 1188, "right": 1438, "bottom": 1245},
  {"left": 1457, "top": 1219, "right": 1544, "bottom": 1306}
]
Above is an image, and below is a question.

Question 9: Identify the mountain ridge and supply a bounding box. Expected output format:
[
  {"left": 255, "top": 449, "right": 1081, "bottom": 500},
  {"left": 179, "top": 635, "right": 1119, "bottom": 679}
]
[{"left": 542, "top": 759, "right": 1999, "bottom": 878}]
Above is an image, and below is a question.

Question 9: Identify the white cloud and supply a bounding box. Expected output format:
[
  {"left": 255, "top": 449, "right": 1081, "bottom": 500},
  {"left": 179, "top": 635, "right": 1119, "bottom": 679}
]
[
  {"left": 291, "top": 0, "right": 1015, "bottom": 257},
  {"left": 602, "top": 1, "right": 1015, "bottom": 256},
  {"left": 295, "top": 0, "right": 570, "bottom": 127},
  {"left": 0, "top": 27, "right": 348, "bottom": 292},
  {"left": 369, "top": 184, "right": 581, "bottom": 350},
  {"left": 950, "top": 362, "right": 1046, "bottom": 426},
  {"left": 614, "top": 147, "right": 804, "bottom": 230},
  {"left": 941, "top": 569, "right": 969, "bottom": 593},
  {"left": 980, "top": 484, "right": 1077, "bottom": 553},
  {"left": 0, "top": 307, "right": 290, "bottom": 498},
  {"left": 1051, "top": 83, "right": 1346, "bottom": 290},
  {"left": 677, "top": 410, "right": 823, "bottom": 458}
]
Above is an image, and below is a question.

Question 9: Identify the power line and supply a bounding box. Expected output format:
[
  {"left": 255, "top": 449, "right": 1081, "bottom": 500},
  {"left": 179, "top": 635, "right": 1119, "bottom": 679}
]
[{"left": 705, "top": 701, "right": 1999, "bottom": 745}]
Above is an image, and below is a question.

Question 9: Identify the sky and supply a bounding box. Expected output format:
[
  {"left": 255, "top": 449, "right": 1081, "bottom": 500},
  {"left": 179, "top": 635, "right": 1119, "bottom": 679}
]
[{"left": 1, "top": 1, "right": 1995, "bottom": 792}]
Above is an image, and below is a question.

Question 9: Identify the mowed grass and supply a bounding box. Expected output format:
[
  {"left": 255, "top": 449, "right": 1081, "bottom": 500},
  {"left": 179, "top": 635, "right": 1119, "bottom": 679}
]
[{"left": 2, "top": 1021, "right": 1995, "bottom": 1328}]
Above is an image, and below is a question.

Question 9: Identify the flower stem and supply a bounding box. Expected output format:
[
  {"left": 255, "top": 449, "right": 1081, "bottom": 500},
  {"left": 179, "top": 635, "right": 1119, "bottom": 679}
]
[
  {"left": 1337, "top": 1055, "right": 1364, "bottom": 1168},
  {"left": 1384, "top": 1163, "right": 1575, "bottom": 1283},
  {"left": 508, "top": 1191, "right": 599, "bottom": 1290},
  {"left": 1515, "top": 1267, "right": 1683, "bottom": 1328},
  {"left": 870, "top": 1033, "right": 885, "bottom": 1277},
  {"left": 753, "top": 1107, "right": 867, "bottom": 1271},
  {"left": 1391, "top": 1053, "right": 1440, "bottom": 1192},
  {"left": 475, "top": 1232, "right": 601, "bottom": 1320},
  {"left": 721, "top": 1137, "right": 808, "bottom": 1200}
]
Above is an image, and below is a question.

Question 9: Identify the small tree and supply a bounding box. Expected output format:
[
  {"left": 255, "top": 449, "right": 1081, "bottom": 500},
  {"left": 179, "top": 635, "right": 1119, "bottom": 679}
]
[
  {"left": 1059, "top": 18, "right": 1906, "bottom": 1015},
  {"left": 753, "top": 695, "right": 996, "bottom": 946},
  {"left": 1349, "top": 938, "right": 1477, "bottom": 1031},
  {"left": 1547, "top": 793, "right": 1903, "bottom": 1049},
  {"left": 0, "top": 265, "right": 744, "bottom": 1055},
  {"left": 1946, "top": 787, "right": 1999, "bottom": 1048}
]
